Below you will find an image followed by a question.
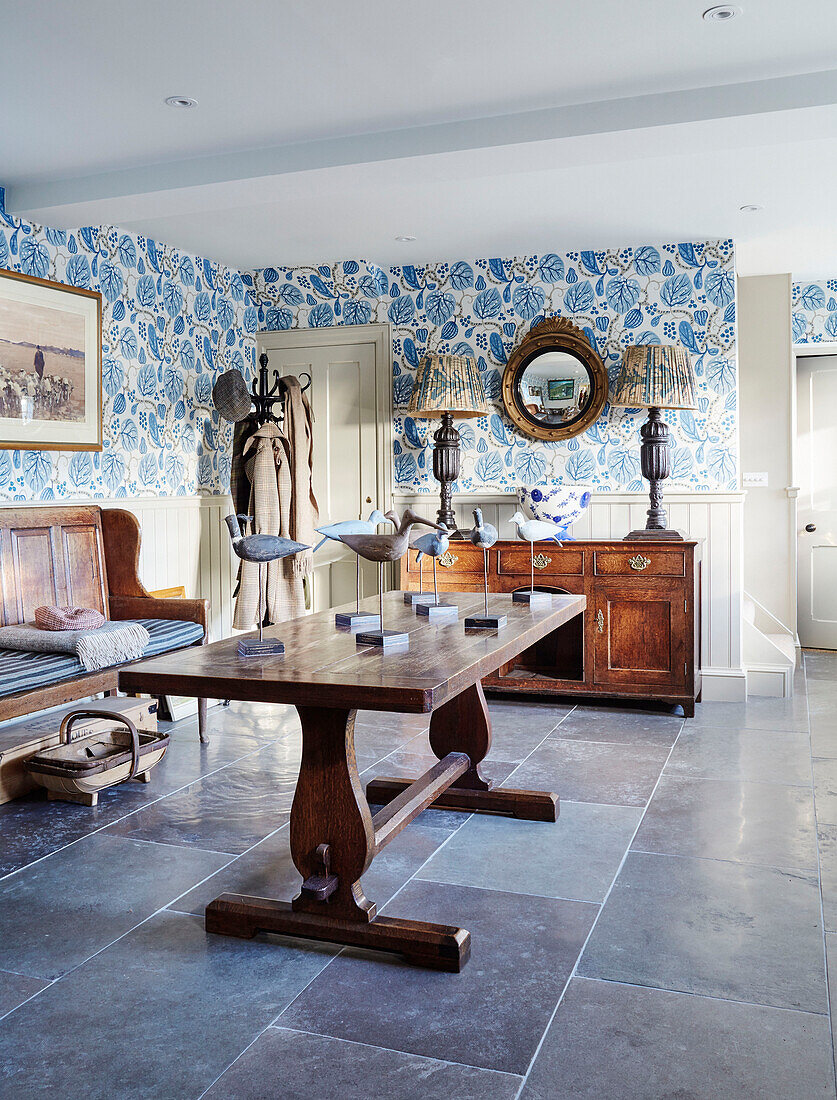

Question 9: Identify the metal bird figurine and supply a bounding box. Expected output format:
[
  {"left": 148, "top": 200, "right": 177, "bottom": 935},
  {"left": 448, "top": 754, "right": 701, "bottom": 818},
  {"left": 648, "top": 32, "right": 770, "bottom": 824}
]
[
  {"left": 338, "top": 509, "right": 442, "bottom": 646},
  {"left": 224, "top": 514, "right": 310, "bottom": 655},
  {"left": 466, "top": 508, "right": 504, "bottom": 628},
  {"left": 312, "top": 509, "right": 393, "bottom": 554},
  {"left": 508, "top": 510, "right": 563, "bottom": 608}
]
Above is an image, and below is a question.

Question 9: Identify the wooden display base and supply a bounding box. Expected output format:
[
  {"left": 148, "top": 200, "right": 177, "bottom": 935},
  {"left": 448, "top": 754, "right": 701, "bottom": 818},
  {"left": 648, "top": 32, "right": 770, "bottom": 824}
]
[
  {"left": 464, "top": 613, "right": 507, "bottom": 630},
  {"left": 366, "top": 776, "right": 558, "bottom": 821},
  {"left": 335, "top": 611, "right": 380, "bottom": 631},
  {"left": 415, "top": 602, "right": 458, "bottom": 622},
  {"left": 403, "top": 591, "right": 436, "bottom": 606},
  {"left": 238, "top": 638, "right": 285, "bottom": 657},
  {"left": 512, "top": 590, "right": 552, "bottom": 608},
  {"left": 206, "top": 895, "right": 470, "bottom": 971},
  {"left": 355, "top": 629, "right": 409, "bottom": 648}
]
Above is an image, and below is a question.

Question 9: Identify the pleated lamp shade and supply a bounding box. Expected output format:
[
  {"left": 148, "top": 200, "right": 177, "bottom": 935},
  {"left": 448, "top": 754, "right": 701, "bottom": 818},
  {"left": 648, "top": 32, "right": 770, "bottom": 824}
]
[
  {"left": 610, "top": 345, "right": 696, "bottom": 410},
  {"left": 408, "top": 354, "right": 490, "bottom": 419}
]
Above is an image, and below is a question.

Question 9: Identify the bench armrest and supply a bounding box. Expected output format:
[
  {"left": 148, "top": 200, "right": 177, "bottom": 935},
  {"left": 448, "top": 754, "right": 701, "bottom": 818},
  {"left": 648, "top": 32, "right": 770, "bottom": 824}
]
[{"left": 109, "top": 595, "right": 209, "bottom": 638}]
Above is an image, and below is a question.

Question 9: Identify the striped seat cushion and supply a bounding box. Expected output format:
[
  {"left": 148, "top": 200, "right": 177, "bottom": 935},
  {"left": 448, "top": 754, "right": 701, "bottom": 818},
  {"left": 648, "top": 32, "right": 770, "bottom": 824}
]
[{"left": 0, "top": 618, "right": 204, "bottom": 699}]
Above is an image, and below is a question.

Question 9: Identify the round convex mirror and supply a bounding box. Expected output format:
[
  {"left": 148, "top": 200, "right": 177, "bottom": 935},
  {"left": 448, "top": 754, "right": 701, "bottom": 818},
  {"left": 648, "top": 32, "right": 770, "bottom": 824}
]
[{"left": 501, "top": 317, "right": 608, "bottom": 442}]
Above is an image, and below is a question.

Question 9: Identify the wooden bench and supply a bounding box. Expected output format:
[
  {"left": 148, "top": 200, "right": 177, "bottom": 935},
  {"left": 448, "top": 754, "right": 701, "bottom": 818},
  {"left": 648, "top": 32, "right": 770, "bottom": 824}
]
[{"left": 0, "top": 505, "right": 209, "bottom": 742}]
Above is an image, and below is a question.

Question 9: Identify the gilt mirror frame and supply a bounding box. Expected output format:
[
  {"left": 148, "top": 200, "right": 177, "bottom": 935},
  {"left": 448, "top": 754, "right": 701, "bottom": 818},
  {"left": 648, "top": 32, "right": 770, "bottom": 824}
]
[{"left": 501, "top": 316, "right": 608, "bottom": 442}]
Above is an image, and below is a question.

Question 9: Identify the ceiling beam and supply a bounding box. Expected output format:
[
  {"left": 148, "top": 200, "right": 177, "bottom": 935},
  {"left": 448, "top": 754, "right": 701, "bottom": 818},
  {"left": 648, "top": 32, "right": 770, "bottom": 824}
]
[{"left": 8, "top": 68, "right": 837, "bottom": 224}]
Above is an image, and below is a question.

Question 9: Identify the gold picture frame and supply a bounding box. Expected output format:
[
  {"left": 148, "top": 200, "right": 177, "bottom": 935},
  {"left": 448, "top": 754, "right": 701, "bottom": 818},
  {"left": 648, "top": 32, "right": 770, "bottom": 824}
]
[{"left": 0, "top": 267, "right": 102, "bottom": 451}]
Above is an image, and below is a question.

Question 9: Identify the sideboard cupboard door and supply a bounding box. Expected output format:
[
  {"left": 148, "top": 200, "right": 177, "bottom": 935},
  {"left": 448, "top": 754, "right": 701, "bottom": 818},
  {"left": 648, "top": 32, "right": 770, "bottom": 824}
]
[{"left": 593, "top": 581, "right": 687, "bottom": 689}]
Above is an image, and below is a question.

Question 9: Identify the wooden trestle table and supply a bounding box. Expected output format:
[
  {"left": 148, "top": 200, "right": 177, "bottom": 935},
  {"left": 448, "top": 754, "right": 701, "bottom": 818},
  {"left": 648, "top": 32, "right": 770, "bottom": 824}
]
[{"left": 120, "top": 590, "right": 586, "bottom": 972}]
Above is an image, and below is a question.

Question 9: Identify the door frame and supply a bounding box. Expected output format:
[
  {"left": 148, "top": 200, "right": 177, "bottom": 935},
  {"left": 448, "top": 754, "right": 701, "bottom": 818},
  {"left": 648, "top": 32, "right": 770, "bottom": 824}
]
[
  {"left": 256, "top": 323, "right": 394, "bottom": 517},
  {"left": 793, "top": 342, "right": 837, "bottom": 648}
]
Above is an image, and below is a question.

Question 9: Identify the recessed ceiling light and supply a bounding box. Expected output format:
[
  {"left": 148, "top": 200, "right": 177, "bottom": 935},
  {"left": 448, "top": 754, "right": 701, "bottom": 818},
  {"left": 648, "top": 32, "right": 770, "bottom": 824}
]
[
  {"left": 703, "top": 5, "right": 742, "bottom": 21},
  {"left": 165, "top": 95, "right": 198, "bottom": 109},
  {"left": 395, "top": 235, "right": 417, "bottom": 243},
  {"left": 739, "top": 204, "right": 763, "bottom": 213}
]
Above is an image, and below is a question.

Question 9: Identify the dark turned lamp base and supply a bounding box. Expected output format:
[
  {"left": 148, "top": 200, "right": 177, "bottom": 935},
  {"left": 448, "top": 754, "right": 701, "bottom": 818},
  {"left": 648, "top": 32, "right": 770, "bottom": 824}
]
[
  {"left": 432, "top": 411, "right": 467, "bottom": 537},
  {"left": 624, "top": 405, "right": 687, "bottom": 543}
]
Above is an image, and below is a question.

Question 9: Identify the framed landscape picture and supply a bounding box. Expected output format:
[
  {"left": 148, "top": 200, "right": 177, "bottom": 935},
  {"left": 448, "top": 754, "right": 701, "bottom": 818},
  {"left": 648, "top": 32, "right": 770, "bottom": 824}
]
[{"left": 0, "top": 268, "right": 102, "bottom": 450}]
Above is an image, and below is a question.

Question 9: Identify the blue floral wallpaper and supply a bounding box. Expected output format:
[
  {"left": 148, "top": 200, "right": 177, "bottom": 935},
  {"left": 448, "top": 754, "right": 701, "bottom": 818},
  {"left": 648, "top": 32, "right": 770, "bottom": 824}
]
[
  {"left": 247, "top": 239, "right": 738, "bottom": 493},
  {"left": 792, "top": 279, "right": 837, "bottom": 344},
  {"left": 0, "top": 204, "right": 256, "bottom": 501}
]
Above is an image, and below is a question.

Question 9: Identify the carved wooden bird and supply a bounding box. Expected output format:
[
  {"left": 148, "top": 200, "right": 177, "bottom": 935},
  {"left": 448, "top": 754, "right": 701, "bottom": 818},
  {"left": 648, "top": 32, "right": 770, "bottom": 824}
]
[
  {"left": 509, "top": 511, "right": 564, "bottom": 544},
  {"left": 468, "top": 508, "right": 498, "bottom": 549},
  {"left": 339, "top": 508, "right": 441, "bottom": 563},
  {"left": 312, "top": 509, "right": 393, "bottom": 553},
  {"left": 412, "top": 524, "right": 452, "bottom": 563},
  {"left": 225, "top": 514, "right": 310, "bottom": 563}
]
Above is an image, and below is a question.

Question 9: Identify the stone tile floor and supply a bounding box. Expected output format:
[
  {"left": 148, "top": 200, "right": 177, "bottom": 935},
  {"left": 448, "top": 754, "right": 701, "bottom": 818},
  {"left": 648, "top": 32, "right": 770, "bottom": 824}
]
[{"left": 0, "top": 659, "right": 836, "bottom": 1097}]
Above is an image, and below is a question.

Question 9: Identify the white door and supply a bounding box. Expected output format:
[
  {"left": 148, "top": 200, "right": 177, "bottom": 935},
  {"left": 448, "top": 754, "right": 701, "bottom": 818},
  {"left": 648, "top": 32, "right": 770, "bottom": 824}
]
[
  {"left": 258, "top": 327, "right": 391, "bottom": 613},
  {"left": 797, "top": 354, "right": 837, "bottom": 649}
]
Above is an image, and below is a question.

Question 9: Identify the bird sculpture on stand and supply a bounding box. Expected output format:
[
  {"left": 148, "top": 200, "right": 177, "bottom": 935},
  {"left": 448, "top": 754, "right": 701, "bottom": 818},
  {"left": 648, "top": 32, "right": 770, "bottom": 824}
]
[
  {"left": 225, "top": 514, "right": 310, "bottom": 656},
  {"left": 508, "top": 510, "right": 564, "bottom": 608},
  {"left": 338, "top": 508, "right": 442, "bottom": 647},
  {"left": 313, "top": 509, "right": 396, "bottom": 630},
  {"left": 411, "top": 524, "right": 458, "bottom": 622},
  {"left": 464, "top": 508, "right": 506, "bottom": 630}
]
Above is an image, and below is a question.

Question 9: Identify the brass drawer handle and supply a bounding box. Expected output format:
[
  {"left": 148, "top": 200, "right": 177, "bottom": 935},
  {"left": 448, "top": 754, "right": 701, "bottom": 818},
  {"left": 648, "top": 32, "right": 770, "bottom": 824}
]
[
  {"left": 437, "top": 551, "right": 459, "bottom": 568},
  {"left": 532, "top": 553, "right": 552, "bottom": 570},
  {"left": 596, "top": 609, "right": 604, "bottom": 633},
  {"left": 629, "top": 554, "right": 651, "bottom": 571}
]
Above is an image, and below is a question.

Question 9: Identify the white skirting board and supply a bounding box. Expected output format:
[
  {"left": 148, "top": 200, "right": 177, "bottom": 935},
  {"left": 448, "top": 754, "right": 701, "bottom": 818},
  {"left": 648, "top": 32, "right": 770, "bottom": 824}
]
[{"left": 395, "top": 489, "right": 747, "bottom": 702}]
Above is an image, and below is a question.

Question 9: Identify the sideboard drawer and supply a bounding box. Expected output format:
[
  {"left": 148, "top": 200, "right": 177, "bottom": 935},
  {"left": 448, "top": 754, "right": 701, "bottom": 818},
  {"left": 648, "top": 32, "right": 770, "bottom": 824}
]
[
  {"left": 497, "top": 547, "right": 584, "bottom": 576},
  {"left": 594, "top": 550, "right": 685, "bottom": 577},
  {"left": 405, "top": 545, "right": 483, "bottom": 575}
]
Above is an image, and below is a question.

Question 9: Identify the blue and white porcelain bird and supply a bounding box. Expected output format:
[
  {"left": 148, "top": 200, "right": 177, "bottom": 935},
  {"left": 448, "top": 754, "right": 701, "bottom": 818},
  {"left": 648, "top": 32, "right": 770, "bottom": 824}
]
[
  {"left": 312, "top": 509, "right": 393, "bottom": 554},
  {"left": 509, "top": 511, "right": 565, "bottom": 545},
  {"left": 468, "top": 508, "right": 498, "bottom": 550}
]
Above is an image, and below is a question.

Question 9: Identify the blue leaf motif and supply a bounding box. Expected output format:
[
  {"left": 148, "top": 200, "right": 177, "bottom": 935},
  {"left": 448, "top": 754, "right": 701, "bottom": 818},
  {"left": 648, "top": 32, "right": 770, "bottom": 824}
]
[
  {"left": 117, "top": 235, "right": 136, "bottom": 268},
  {"left": 180, "top": 340, "right": 195, "bottom": 371},
  {"left": 678, "top": 321, "right": 700, "bottom": 354},
  {"left": 402, "top": 338, "right": 419, "bottom": 368},
  {"left": 194, "top": 375, "right": 212, "bottom": 404},
  {"left": 489, "top": 332, "right": 507, "bottom": 364},
  {"left": 265, "top": 308, "right": 292, "bottom": 330},
  {"left": 69, "top": 452, "right": 92, "bottom": 488},
  {"left": 475, "top": 453, "right": 503, "bottom": 483},
  {"left": 671, "top": 446, "right": 694, "bottom": 480},
  {"left": 677, "top": 243, "right": 699, "bottom": 267},
  {"left": 310, "top": 274, "right": 332, "bottom": 299},
  {"left": 0, "top": 232, "right": 7, "bottom": 268},
  {"left": 440, "top": 320, "right": 458, "bottom": 341},
  {"left": 111, "top": 392, "right": 126, "bottom": 415},
  {"left": 425, "top": 290, "right": 455, "bottom": 326},
  {"left": 633, "top": 245, "right": 661, "bottom": 276},
  {"left": 704, "top": 270, "right": 735, "bottom": 308},
  {"left": 342, "top": 260, "right": 359, "bottom": 276},
  {"left": 403, "top": 417, "right": 424, "bottom": 448},
  {"left": 564, "top": 281, "right": 594, "bottom": 312},
  {"left": 24, "top": 451, "right": 52, "bottom": 492},
  {"left": 449, "top": 261, "right": 474, "bottom": 290},
  {"left": 605, "top": 277, "right": 640, "bottom": 314},
  {"left": 164, "top": 366, "right": 184, "bottom": 403},
  {"left": 660, "top": 274, "right": 692, "bottom": 307},
  {"left": 19, "top": 238, "right": 49, "bottom": 279},
  {"left": 388, "top": 295, "right": 415, "bottom": 325},
  {"left": 343, "top": 299, "right": 371, "bottom": 325},
  {"left": 119, "top": 419, "right": 138, "bottom": 451},
  {"left": 623, "top": 308, "right": 642, "bottom": 329},
  {"left": 473, "top": 287, "right": 502, "bottom": 319},
  {"left": 138, "top": 453, "right": 157, "bottom": 486},
  {"left": 98, "top": 260, "right": 124, "bottom": 302},
  {"left": 490, "top": 413, "right": 512, "bottom": 447},
  {"left": 512, "top": 284, "right": 545, "bottom": 320},
  {"left": 194, "top": 292, "right": 211, "bottom": 322},
  {"left": 308, "top": 302, "right": 334, "bottom": 327},
  {"left": 514, "top": 449, "right": 548, "bottom": 484},
  {"left": 483, "top": 370, "right": 501, "bottom": 399},
  {"left": 798, "top": 284, "right": 825, "bottom": 311},
  {"left": 147, "top": 325, "right": 160, "bottom": 360},
  {"left": 137, "top": 364, "right": 157, "bottom": 397},
  {"left": 393, "top": 374, "right": 414, "bottom": 405},
  {"left": 580, "top": 251, "right": 602, "bottom": 276},
  {"left": 458, "top": 423, "right": 475, "bottom": 450},
  {"left": 136, "top": 275, "right": 156, "bottom": 307},
  {"left": 825, "top": 314, "right": 837, "bottom": 339},
  {"left": 162, "top": 280, "right": 183, "bottom": 318},
  {"left": 607, "top": 449, "right": 641, "bottom": 484},
  {"left": 216, "top": 297, "right": 233, "bottom": 330},
  {"left": 66, "top": 254, "right": 91, "bottom": 288},
  {"left": 566, "top": 450, "right": 595, "bottom": 481},
  {"left": 707, "top": 446, "right": 736, "bottom": 486},
  {"left": 538, "top": 254, "right": 564, "bottom": 282},
  {"left": 394, "top": 453, "right": 417, "bottom": 484},
  {"left": 401, "top": 266, "right": 421, "bottom": 290},
  {"left": 792, "top": 313, "right": 807, "bottom": 341},
  {"left": 706, "top": 356, "right": 735, "bottom": 394},
  {"left": 102, "top": 357, "right": 124, "bottom": 397},
  {"left": 488, "top": 259, "right": 507, "bottom": 282}
]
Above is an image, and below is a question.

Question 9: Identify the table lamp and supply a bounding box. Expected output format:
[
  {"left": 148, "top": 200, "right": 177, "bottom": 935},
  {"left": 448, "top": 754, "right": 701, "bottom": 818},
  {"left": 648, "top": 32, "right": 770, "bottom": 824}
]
[
  {"left": 408, "top": 353, "right": 490, "bottom": 537},
  {"left": 610, "top": 344, "right": 696, "bottom": 540}
]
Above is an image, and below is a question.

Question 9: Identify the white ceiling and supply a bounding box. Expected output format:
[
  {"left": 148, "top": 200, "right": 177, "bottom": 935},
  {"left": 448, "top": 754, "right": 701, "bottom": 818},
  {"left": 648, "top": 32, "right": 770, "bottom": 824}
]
[{"left": 4, "top": 1, "right": 837, "bottom": 276}]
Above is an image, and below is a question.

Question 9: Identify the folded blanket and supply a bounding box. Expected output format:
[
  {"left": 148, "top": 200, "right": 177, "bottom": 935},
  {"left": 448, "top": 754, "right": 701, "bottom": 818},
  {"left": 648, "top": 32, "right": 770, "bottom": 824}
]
[{"left": 0, "top": 620, "right": 150, "bottom": 672}]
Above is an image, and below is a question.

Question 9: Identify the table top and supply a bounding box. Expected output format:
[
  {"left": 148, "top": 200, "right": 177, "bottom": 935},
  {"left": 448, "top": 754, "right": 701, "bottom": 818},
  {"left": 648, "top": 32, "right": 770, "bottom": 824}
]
[{"left": 119, "top": 591, "right": 585, "bottom": 713}]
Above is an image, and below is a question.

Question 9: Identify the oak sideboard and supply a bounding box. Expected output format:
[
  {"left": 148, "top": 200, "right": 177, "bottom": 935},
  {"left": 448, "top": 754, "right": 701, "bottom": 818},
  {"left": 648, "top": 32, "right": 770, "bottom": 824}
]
[{"left": 401, "top": 538, "right": 701, "bottom": 716}]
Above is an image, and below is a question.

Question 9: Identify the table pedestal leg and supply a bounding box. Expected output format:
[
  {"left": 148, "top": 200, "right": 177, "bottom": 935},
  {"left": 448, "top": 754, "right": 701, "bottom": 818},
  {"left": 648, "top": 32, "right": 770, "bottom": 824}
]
[
  {"left": 206, "top": 705, "right": 470, "bottom": 970},
  {"left": 366, "top": 682, "right": 559, "bottom": 821}
]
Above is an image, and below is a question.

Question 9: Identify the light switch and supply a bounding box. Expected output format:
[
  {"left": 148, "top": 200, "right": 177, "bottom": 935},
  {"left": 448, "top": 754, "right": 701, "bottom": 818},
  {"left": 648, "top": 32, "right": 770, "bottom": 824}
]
[{"left": 742, "top": 472, "right": 769, "bottom": 488}]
